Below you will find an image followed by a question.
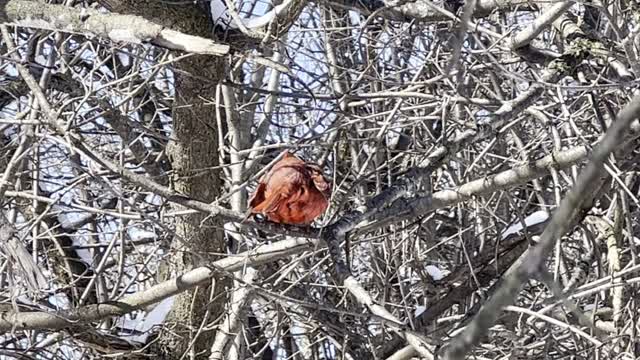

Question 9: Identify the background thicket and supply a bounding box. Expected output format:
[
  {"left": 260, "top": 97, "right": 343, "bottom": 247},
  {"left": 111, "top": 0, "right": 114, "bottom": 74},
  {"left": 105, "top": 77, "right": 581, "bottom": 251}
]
[{"left": 0, "top": 0, "right": 639, "bottom": 359}]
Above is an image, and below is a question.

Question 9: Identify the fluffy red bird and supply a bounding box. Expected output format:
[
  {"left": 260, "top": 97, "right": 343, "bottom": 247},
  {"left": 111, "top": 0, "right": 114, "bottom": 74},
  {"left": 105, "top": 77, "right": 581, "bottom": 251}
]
[{"left": 247, "top": 151, "right": 331, "bottom": 225}]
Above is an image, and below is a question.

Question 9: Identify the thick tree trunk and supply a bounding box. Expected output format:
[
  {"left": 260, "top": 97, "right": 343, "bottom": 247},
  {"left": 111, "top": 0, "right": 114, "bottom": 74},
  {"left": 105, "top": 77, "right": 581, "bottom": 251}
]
[
  {"left": 157, "top": 53, "right": 228, "bottom": 358},
  {"left": 100, "top": 1, "right": 229, "bottom": 358}
]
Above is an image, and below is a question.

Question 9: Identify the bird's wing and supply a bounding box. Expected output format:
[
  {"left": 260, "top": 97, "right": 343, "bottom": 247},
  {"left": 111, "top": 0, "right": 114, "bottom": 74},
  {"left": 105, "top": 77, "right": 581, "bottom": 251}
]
[
  {"left": 257, "top": 169, "right": 305, "bottom": 214},
  {"left": 249, "top": 157, "right": 304, "bottom": 206},
  {"left": 286, "top": 187, "right": 328, "bottom": 224}
]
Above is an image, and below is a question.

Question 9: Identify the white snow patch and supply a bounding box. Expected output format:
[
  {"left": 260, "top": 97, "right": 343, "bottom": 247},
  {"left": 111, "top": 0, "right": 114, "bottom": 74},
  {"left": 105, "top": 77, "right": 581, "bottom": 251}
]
[
  {"left": 501, "top": 211, "right": 549, "bottom": 239},
  {"left": 119, "top": 296, "right": 175, "bottom": 343}
]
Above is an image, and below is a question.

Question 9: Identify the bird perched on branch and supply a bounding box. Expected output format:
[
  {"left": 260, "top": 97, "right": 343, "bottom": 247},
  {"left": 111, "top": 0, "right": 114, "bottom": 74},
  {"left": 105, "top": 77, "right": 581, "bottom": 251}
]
[{"left": 247, "top": 151, "right": 331, "bottom": 225}]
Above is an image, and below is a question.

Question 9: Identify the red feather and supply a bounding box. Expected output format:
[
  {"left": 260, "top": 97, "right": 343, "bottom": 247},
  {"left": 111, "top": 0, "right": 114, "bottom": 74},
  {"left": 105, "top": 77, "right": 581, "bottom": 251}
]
[{"left": 248, "top": 151, "right": 331, "bottom": 225}]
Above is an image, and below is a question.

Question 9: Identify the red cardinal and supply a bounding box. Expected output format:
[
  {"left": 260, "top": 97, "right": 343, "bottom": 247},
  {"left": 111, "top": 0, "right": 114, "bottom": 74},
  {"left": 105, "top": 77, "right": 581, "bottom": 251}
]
[{"left": 247, "top": 151, "right": 331, "bottom": 225}]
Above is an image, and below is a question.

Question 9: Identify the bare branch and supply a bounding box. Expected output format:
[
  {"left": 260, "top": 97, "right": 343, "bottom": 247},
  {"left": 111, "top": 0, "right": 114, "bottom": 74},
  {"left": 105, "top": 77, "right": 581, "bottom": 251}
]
[
  {"left": 0, "top": 0, "right": 229, "bottom": 55},
  {"left": 0, "top": 237, "right": 316, "bottom": 332}
]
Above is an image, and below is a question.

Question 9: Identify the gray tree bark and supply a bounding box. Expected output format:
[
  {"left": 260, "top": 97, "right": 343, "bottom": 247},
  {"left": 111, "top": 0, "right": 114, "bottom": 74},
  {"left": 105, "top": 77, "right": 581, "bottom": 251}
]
[{"left": 100, "top": 1, "right": 230, "bottom": 358}]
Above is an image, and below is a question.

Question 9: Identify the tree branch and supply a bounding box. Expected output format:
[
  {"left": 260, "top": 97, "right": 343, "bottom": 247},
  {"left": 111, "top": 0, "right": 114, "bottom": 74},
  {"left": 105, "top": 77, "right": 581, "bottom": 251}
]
[
  {"left": 0, "top": 237, "right": 316, "bottom": 332},
  {"left": 0, "top": 0, "right": 229, "bottom": 56}
]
